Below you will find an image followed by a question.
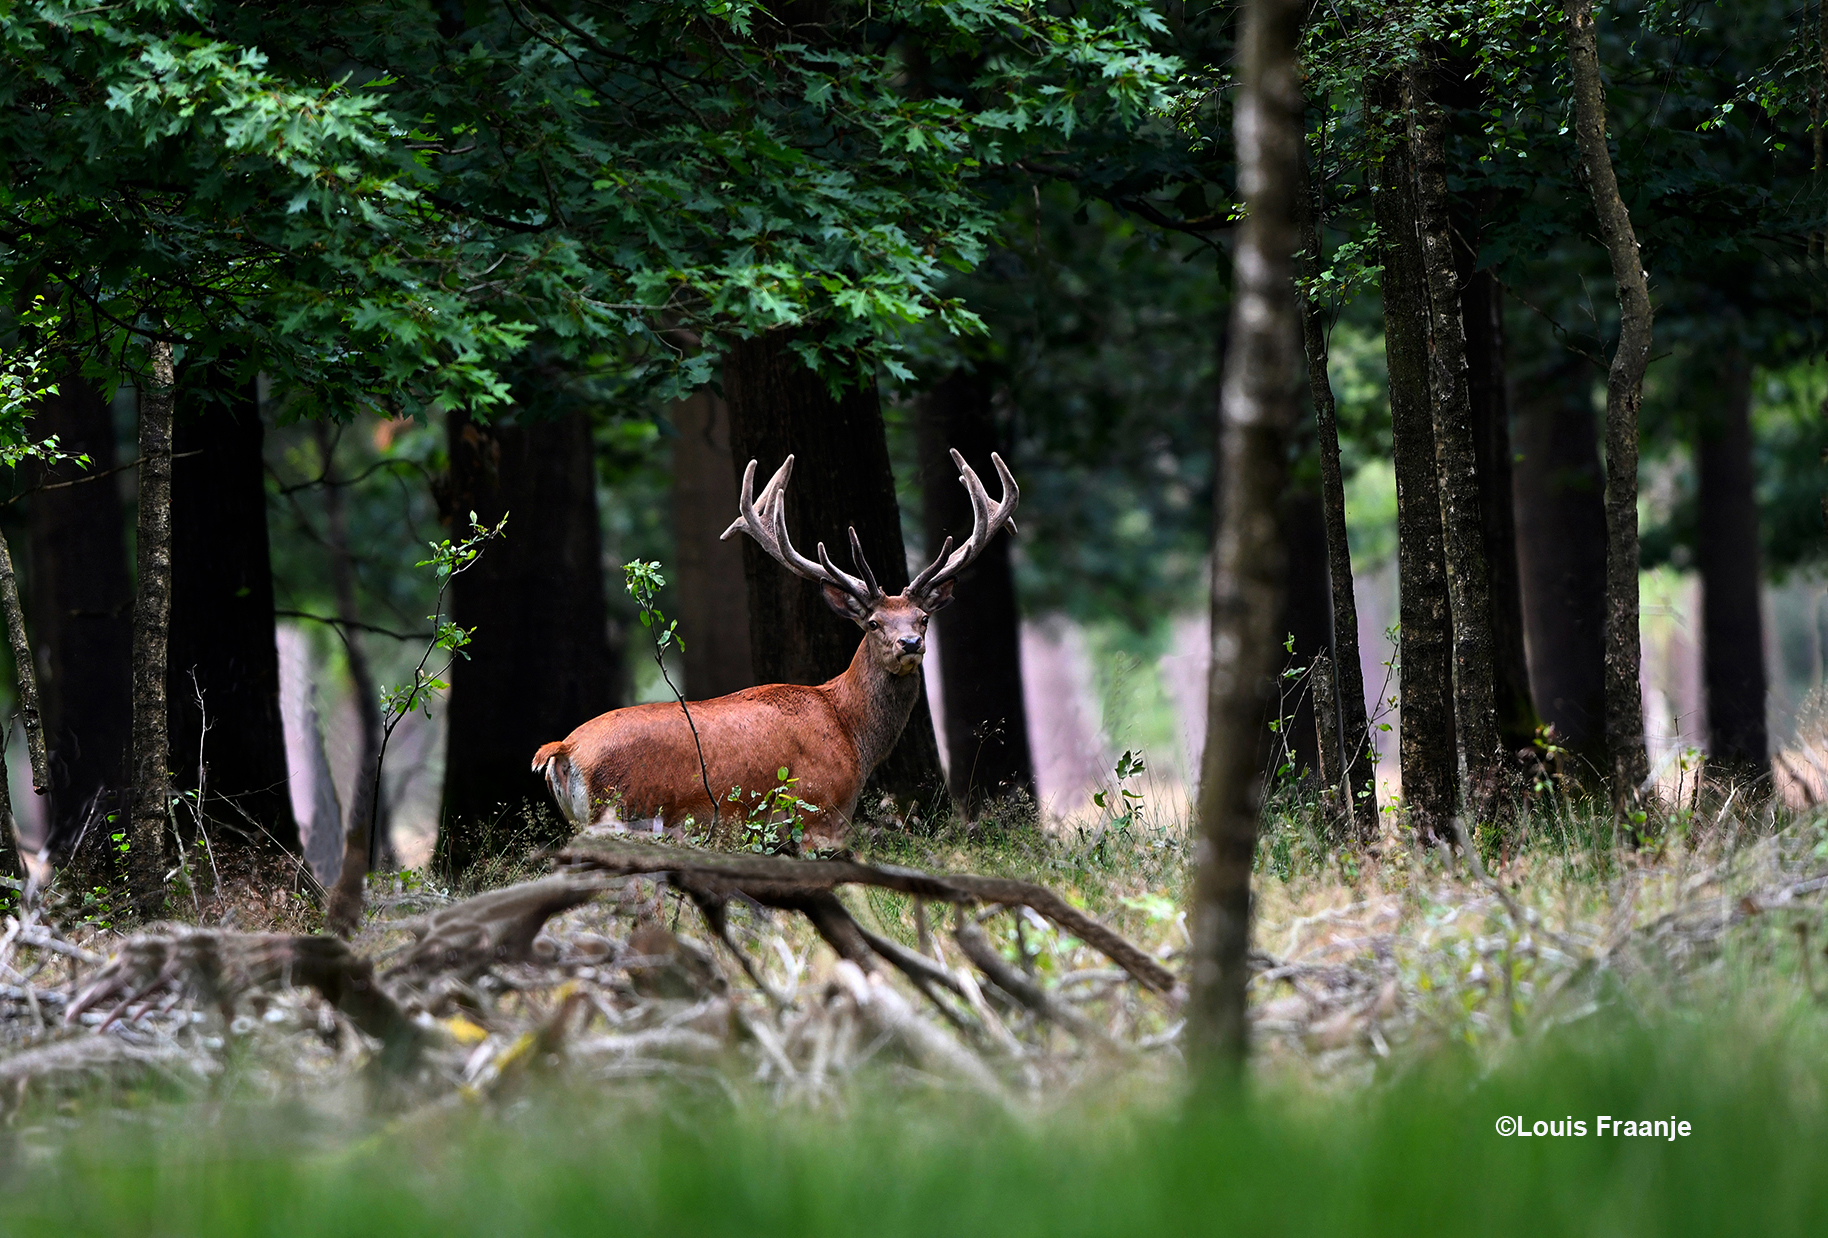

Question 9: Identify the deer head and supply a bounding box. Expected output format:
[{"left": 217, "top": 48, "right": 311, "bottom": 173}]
[{"left": 721, "top": 449, "right": 1019, "bottom": 678}]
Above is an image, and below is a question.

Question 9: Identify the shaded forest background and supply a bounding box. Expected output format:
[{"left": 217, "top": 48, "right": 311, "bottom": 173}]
[{"left": 4, "top": 0, "right": 1828, "bottom": 884}]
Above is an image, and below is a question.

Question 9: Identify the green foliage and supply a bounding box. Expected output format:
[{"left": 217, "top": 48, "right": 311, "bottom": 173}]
[
  {"left": 725, "top": 766, "right": 820, "bottom": 853},
  {"left": 378, "top": 511, "right": 508, "bottom": 721}
]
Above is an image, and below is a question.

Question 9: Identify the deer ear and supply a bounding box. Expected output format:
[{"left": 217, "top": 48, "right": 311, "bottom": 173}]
[
  {"left": 919, "top": 579, "right": 956, "bottom": 613},
  {"left": 821, "top": 583, "right": 871, "bottom": 623}
]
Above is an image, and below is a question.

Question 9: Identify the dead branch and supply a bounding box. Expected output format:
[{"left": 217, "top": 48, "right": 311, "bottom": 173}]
[
  {"left": 556, "top": 840, "right": 1180, "bottom": 996},
  {"left": 382, "top": 874, "right": 612, "bottom": 982},
  {"left": 954, "top": 916, "right": 1128, "bottom": 1055},
  {"left": 64, "top": 929, "right": 422, "bottom": 1070}
]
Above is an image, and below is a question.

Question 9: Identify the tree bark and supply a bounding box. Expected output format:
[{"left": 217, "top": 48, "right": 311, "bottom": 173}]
[
  {"left": 1460, "top": 267, "right": 1537, "bottom": 759},
  {"left": 0, "top": 530, "right": 46, "bottom": 796},
  {"left": 1370, "top": 71, "right": 1458, "bottom": 840},
  {"left": 1512, "top": 356, "right": 1609, "bottom": 771},
  {"left": 1565, "top": 0, "right": 1652, "bottom": 807},
  {"left": 1294, "top": 147, "right": 1378, "bottom": 841},
  {"left": 670, "top": 390, "right": 754, "bottom": 700},
  {"left": 1190, "top": 0, "right": 1303, "bottom": 1077},
  {"left": 1411, "top": 68, "right": 1504, "bottom": 827},
  {"left": 917, "top": 369, "right": 1036, "bottom": 812},
  {"left": 1272, "top": 480, "right": 1331, "bottom": 786},
  {"left": 26, "top": 373, "right": 132, "bottom": 857},
  {"left": 721, "top": 331, "right": 946, "bottom": 812},
  {"left": 1696, "top": 346, "right": 1768, "bottom": 783},
  {"left": 167, "top": 375, "right": 299, "bottom": 853},
  {"left": 437, "top": 407, "right": 620, "bottom": 875},
  {"left": 129, "top": 341, "right": 175, "bottom": 912},
  {"left": 315, "top": 421, "right": 389, "bottom": 891}
]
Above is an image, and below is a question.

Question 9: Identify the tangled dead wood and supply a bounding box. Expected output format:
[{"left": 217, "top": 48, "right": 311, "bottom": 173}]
[{"left": 0, "top": 843, "right": 1182, "bottom": 1115}]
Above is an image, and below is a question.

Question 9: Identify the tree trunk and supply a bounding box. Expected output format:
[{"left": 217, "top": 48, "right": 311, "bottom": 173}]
[
  {"left": 670, "top": 390, "right": 755, "bottom": 700},
  {"left": 0, "top": 532, "right": 46, "bottom": 797},
  {"left": 437, "top": 407, "right": 620, "bottom": 875},
  {"left": 27, "top": 373, "right": 132, "bottom": 857},
  {"left": 1272, "top": 480, "right": 1331, "bottom": 786},
  {"left": 1190, "top": 0, "right": 1302, "bottom": 1076},
  {"left": 1696, "top": 346, "right": 1768, "bottom": 783},
  {"left": 128, "top": 341, "right": 175, "bottom": 912},
  {"left": 1512, "top": 356, "right": 1609, "bottom": 772},
  {"left": 1370, "top": 71, "right": 1458, "bottom": 840},
  {"left": 167, "top": 376, "right": 299, "bottom": 853},
  {"left": 1565, "top": 0, "right": 1652, "bottom": 807},
  {"left": 917, "top": 369, "right": 1036, "bottom": 812},
  {"left": 1295, "top": 147, "right": 1378, "bottom": 840},
  {"left": 1411, "top": 67, "right": 1504, "bottom": 827},
  {"left": 315, "top": 421, "right": 389, "bottom": 891},
  {"left": 1461, "top": 267, "right": 1537, "bottom": 759},
  {"left": 721, "top": 331, "right": 947, "bottom": 813}
]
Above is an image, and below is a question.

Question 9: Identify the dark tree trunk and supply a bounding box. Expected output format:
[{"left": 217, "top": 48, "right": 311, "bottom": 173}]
[
  {"left": 1190, "top": 0, "right": 1303, "bottom": 1076},
  {"left": 1696, "top": 347, "right": 1768, "bottom": 781},
  {"left": 1566, "top": 0, "right": 1652, "bottom": 807},
  {"left": 917, "top": 370, "right": 1036, "bottom": 812},
  {"left": 1370, "top": 71, "right": 1458, "bottom": 839},
  {"left": 128, "top": 341, "right": 175, "bottom": 912},
  {"left": 1273, "top": 480, "right": 1331, "bottom": 786},
  {"left": 1461, "top": 267, "right": 1537, "bottom": 759},
  {"left": 670, "top": 390, "right": 755, "bottom": 700},
  {"left": 1512, "top": 356, "right": 1609, "bottom": 772},
  {"left": 438, "top": 407, "right": 620, "bottom": 874},
  {"left": 721, "top": 331, "right": 946, "bottom": 812},
  {"left": 27, "top": 373, "right": 132, "bottom": 855},
  {"left": 167, "top": 376, "right": 298, "bottom": 853},
  {"left": 1295, "top": 146, "right": 1378, "bottom": 840},
  {"left": 1412, "top": 67, "right": 1504, "bottom": 825}
]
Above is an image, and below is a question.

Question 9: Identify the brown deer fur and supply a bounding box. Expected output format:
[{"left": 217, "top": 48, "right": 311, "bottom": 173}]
[{"left": 533, "top": 449, "right": 1015, "bottom": 850}]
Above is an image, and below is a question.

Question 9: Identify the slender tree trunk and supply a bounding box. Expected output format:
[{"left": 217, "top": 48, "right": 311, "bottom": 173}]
[
  {"left": 1295, "top": 147, "right": 1378, "bottom": 840},
  {"left": 437, "top": 407, "right": 620, "bottom": 875},
  {"left": 1412, "top": 67, "right": 1504, "bottom": 827},
  {"left": 1512, "top": 355, "right": 1609, "bottom": 772},
  {"left": 1461, "top": 267, "right": 1537, "bottom": 759},
  {"left": 671, "top": 390, "right": 754, "bottom": 700},
  {"left": 128, "top": 341, "right": 175, "bottom": 912},
  {"left": 316, "top": 423, "right": 389, "bottom": 906},
  {"left": 1190, "top": 0, "right": 1303, "bottom": 1076},
  {"left": 1565, "top": 0, "right": 1652, "bottom": 807},
  {"left": 1696, "top": 346, "right": 1768, "bottom": 784},
  {"left": 27, "top": 373, "right": 132, "bottom": 857},
  {"left": 0, "top": 532, "right": 46, "bottom": 796},
  {"left": 722, "top": 331, "right": 947, "bottom": 812},
  {"left": 1370, "top": 71, "right": 1458, "bottom": 840},
  {"left": 168, "top": 374, "right": 299, "bottom": 852},
  {"left": 917, "top": 369, "right": 1036, "bottom": 813}
]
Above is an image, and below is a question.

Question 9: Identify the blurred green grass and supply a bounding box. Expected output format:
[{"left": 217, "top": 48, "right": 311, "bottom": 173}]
[{"left": 7, "top": 1002, "right": 1824, "bottom": 1238}]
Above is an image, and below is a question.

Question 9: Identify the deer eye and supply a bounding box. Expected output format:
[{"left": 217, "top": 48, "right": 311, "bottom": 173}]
[{"left": 868, "top": 620, "right": 880, "bottom": 630}]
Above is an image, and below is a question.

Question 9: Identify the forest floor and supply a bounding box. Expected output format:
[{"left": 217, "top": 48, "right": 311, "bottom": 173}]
[{"left": 3, "top": 791, "right": 1828, "bottom": 1234}]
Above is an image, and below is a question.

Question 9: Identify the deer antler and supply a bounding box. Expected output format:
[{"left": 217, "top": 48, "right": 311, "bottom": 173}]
[
  {"left": 908, "top": 449, "right": 1019, "bottom": 603},
  {"left": 721, "top": 457, "right": 881, "bottom": 607}
]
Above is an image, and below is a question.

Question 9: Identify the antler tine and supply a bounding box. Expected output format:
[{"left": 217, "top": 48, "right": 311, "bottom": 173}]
[
  {"left": 817, "top": 540, "right": 874, "bottom": 604},
  {"left": 909, "top": 449, "right": 1019, "bottom": 600},
  {"left": 720, "top": 456, "right": 795, "bottom": 552},
  {"left": 847, "top": 526, "right": 881, "bottom": 600}
]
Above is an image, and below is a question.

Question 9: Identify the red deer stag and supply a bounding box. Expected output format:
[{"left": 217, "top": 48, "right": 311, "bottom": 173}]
[{"left": 531, "top": 449, "right": 1018, "bottom": 849}]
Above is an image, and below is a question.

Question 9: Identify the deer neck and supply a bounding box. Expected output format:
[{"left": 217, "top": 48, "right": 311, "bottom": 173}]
[{"left": 826, "top": 639, "right": 922, "bottom": 776}]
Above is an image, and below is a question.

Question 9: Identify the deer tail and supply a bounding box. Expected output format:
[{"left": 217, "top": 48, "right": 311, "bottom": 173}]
[{"left": 532, "top": 742, "right": 589, "bottom": 825}]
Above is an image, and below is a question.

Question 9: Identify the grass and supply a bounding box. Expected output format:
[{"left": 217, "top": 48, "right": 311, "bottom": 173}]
[
  {"left": 5, "top": 1001, "right": 1825, "bottom": 1237},
  {"left": 9, "top": 787, "right": 1828, "bottom": 1234}
]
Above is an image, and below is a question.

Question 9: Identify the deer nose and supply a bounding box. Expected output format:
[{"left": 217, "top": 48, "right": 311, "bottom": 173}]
[{"left": 898, "top": 635, "right": 923, "bottom": 654}]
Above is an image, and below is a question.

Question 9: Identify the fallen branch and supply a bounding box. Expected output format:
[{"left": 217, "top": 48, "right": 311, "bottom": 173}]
[{"left": 555, "top": 839, "right": 1180, "bottom": 997}]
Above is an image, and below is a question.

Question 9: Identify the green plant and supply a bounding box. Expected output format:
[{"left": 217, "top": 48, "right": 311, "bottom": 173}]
[
  {"left": 623, "top": 559, "right": 716, "bottom": 840},
  {"left": 726, "top": 767, "right": 820, "bottom": 854}
]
